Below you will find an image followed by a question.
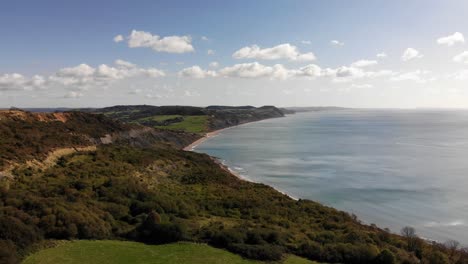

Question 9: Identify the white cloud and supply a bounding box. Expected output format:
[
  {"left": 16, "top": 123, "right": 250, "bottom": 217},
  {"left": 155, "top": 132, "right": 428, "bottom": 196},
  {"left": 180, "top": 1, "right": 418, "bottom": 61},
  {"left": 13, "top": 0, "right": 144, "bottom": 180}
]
[
  {"left": 334, "top": 66, "right": 365, "bottom": 79},
  {"left": 376, "top": 52, "right": 387, "bottom": 58},
  {"left": 50, "top": 61, "right": 165, "bottom": 89},
  {"left": 64, "top": 91, "right": 83, "bottom": 98},
  {"left": 207, "top": 49, "right": 215, "bottom": 55},
  {"left": 115, "top": 59, "right": 136, "bottom": 68},
  {"left": 219, "top": 62, "right": 290, "bottom": 79},
  {"left": 301, "top": 40, "right": 311, "bottom": 45},
  {"left": 330, "top": 40, "right": 344, "bottom": 46},
  {"left": 401, "top": 48, "right": 423, "bottom": 61},
  {"left": 209, "top": 61, "right": 219, "bottom": 68},
  {"left": 437, "top": 32, "right": 465, "bottom": 46},
  {"left": 351, "top": 60, "right": 378, "bottom": 68},
  {"left": 201, "top": 36, "right": 209, "bottom": 41},
  {"left": 178, "top": 66, "right": 217, "bottom": 79},
  {"left": 0, "top": 73, "right": 46, "bottom": 91},
  {"left": 232, "top": 43, "right": 316, "bottom": 61},
  {"left": 390, "top": 70, "right": 430, "bottom": 83},
  {"left": 295, "top": 64, "right": 323, "bottom": 78},
  {"left": 453, "top": 51, "right": 468, "bottom": 64},
  {"left": 124, "top": 30, "right": 194, "bottom": 53},
  {"left": 113, "top": 35, "right": 124, "bottom": 43}
]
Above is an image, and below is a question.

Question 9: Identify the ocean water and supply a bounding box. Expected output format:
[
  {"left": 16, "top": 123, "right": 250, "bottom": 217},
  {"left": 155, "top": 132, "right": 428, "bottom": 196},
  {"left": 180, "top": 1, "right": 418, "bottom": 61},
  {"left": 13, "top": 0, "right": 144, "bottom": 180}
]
[{"left": 194, "top": 109, "right": 468, "bottom": 244}]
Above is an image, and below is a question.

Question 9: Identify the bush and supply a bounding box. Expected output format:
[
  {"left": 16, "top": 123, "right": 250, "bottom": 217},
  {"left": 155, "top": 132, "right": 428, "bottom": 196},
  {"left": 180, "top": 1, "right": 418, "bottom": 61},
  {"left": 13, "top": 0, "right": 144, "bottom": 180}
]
[
  {"left": 136, "top": 213, "right": 186, "bottom": 244},
  {"left": 0, "top": 240, "right": 18, "bottom": 264},
  {"left": 375, "top": 249, "right": 396, "bottom": 264},
  {"left": 210, "top": 230, "right": 245, "bottom": 248},
  {"left": 0, "top": 216, "right": 40, "bottom": 248},
  {"left": 227, "top": 243, "right": 283, "bottom": 261},
  {"left": 297, "top": 241, "right": 323, "bottom": 259}
]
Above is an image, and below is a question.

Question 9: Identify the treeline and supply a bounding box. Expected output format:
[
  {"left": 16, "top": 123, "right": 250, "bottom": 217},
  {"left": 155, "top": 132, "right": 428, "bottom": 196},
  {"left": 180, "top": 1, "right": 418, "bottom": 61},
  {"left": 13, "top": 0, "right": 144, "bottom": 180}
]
[{"left": 1, "top": 144, "right": 466, "bottom": 263}]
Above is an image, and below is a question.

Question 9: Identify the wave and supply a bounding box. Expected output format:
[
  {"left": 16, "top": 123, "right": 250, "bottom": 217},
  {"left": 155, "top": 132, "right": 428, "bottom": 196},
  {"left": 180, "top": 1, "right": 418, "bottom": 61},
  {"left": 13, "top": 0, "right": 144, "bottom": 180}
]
[{"left": 423, "top": 220, "right": 466, "bottom": 227}]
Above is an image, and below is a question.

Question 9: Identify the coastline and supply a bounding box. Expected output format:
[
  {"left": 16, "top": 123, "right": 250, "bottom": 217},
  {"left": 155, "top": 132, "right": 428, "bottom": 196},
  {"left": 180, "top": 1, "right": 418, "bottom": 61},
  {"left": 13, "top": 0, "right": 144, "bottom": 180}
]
[
  {"left": 183, "top": 118, "right": 299, "bottom": 201},
  {"left": 183, "top": 127, "right": 229, "bottom": 151}
]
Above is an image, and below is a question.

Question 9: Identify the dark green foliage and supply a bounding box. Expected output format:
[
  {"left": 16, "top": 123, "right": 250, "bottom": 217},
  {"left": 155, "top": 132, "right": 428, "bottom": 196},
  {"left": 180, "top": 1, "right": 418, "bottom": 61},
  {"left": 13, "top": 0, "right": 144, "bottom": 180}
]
[
  {"left": 134, "top": 212, "right": 186, "bottom": 244},
  {"left": 227, "top": 244, "right": 284, "bottom": 261},
  {"left": 0, "top": 240, "right": 18, "bottom": 264},
  {"left": 374, "top": 249, "right": 396, "bottom": 264}
]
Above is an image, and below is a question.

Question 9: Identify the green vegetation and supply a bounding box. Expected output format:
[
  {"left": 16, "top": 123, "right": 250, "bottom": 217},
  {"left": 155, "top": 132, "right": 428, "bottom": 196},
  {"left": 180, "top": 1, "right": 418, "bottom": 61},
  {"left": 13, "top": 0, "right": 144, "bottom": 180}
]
[
  {"left": 1, "top": 109, "right": 466, "bottom": 264},
  {"left": 92, "top": 105, "right": 285, "bottom": 133},
  {"left": 154, "top": 115, "right": 209, "bottom": 133},
  {"left": 22, "top": 240, "right": 316, "bottom": 264}
]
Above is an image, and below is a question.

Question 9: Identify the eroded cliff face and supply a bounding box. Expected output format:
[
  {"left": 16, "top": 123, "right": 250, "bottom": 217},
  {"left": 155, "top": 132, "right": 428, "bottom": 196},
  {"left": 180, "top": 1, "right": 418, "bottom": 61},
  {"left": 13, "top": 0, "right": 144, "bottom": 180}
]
[
  {"left": 0, "top": 110, "right": 200, "bottom": 171},
  {"left": 203, "top": 106, "right": 285, "bottom": 130}
]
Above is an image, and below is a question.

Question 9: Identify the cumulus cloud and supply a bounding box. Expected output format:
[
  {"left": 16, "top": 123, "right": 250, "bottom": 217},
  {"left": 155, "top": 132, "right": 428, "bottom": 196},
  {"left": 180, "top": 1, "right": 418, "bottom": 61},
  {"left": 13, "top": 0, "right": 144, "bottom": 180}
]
[
  {"left": 295, "top": 64, "right": 323, "bottom": 78},
  {"left": 401, "top": 48, "right": 423, "bottom": 61},
  {"left": 453, "top": 51, "right": 468, "bottom": 64},
  {"left": 376, "top": 52, "right": 387, "bottom": 58},
  {"left": 437, "top": 32, "right": 465, "bottom": 46},
  {"left": 50, "top": 60, "right": 165, "bottom": 89},
  {"left": 218, "top": 62, "right": 307, "bottom": 80},
  {"left": 113, "top": 35, "right": 124, "bottom": 43},
  {"left": 178, "top": 66, "right": 217, "bottom": 79},
  {"left": 121, "top": 30, "right": 194, "bottom": 53},
  {"left": 301, "top": 40, "right": 311, "bottom": 45},
  {"left": 215, "top": 61, "right": 392, "bottom": 82},
  {"left": 330, "top": 40, "right": 344, "bottom": 46},
  {"left": 207, "top": 49, "right": 215, "bottom": 55},
  {"left": 232, "top": 43, "right": 316, "bottom": 61},
  {"left": 201, "top": 36, "right": 209, "bottom": 41},
  {"left": 0, "top": 73, "right": 46, "bottom": 91},
  {"left": 209, "top": 61, "right": 219, "bottom": 68},
  {"left": 351, "top": 60, "right": 378, "bottom": 68}
]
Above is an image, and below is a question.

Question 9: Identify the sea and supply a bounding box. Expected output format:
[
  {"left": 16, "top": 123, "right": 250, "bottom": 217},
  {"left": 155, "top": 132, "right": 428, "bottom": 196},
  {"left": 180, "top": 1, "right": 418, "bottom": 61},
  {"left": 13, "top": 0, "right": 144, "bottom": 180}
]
[{"left": 194, "top": 109, "right": 468, "bottom": 245}]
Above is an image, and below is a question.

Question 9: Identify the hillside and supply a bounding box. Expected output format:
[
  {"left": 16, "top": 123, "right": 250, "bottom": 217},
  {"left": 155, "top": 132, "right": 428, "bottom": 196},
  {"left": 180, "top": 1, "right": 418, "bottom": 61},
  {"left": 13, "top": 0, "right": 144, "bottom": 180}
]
[
  {"left": 0, "top": 109, "right": 464, "bottom": 264},
  {"left": 87, "top": 105, "right": 286, "bottom": 133},
  {"left": 0, "top": 110, "right": 199, "bottom": 172}
]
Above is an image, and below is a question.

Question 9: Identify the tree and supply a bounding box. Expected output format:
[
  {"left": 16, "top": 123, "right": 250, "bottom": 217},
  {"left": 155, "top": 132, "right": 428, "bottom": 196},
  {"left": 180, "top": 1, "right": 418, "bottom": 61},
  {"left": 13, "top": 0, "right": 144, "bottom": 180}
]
[
  {"left": 401, "top": 226, "right": 417, "bottom": 251},
  {"left": 444, "top": 239, "right": 459, "bottom": 260}
]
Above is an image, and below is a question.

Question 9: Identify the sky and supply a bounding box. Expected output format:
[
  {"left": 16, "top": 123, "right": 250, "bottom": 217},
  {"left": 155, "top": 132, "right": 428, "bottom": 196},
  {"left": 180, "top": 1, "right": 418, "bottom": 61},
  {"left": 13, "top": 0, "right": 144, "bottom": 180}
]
[{"left": 1, "top": 0, "right": 468, "bottom": 108}]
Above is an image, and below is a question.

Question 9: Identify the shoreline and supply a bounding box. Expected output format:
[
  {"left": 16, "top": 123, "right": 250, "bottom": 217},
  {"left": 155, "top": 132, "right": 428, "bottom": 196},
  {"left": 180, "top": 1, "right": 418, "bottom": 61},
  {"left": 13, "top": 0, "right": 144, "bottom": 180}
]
[
  {"left": 183, "top": 118, "right": 299, "bottom": 201},
  {"left": 183, "top": 127, "right": 229, "bottom": 151}
]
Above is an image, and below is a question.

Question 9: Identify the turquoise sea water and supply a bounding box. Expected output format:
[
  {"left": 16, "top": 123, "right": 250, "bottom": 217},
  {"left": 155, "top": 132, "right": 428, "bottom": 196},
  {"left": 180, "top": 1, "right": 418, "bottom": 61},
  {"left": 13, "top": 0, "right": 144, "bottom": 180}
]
[{"left": 195, "top": 110, "right": 468, "bottom": 244}]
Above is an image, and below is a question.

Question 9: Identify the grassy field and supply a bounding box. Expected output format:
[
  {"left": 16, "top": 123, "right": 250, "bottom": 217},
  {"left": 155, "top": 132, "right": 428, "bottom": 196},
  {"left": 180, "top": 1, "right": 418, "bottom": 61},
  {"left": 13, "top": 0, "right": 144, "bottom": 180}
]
[
  {"left": 22, "top": 241, "right": 316, "bottom": 264},
  {"left": 153, "top": 115, "right": 209, "bottom": 133},
  {"left": 138, "top": 115, "right": 183, "bottom": 122}
]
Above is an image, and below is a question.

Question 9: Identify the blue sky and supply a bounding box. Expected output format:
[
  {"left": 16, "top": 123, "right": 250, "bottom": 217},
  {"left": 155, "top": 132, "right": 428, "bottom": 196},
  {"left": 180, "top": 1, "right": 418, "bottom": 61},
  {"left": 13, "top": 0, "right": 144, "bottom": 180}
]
[{"left": 1, "top": 0, "right": 468, "bottom": 107}]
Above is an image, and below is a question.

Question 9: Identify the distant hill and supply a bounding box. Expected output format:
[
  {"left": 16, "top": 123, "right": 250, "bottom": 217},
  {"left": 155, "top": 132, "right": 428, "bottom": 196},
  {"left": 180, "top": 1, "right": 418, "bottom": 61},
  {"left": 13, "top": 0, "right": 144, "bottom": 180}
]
[{"left": 86, "top": 105, "right": 286, "bottom": 133}]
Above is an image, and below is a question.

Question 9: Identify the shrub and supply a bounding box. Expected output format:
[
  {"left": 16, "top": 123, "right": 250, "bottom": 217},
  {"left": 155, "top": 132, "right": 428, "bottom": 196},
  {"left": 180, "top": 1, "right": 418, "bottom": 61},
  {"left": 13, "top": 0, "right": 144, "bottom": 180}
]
[
  {"left": 227, "top": 243, "right": 283, "bottom": 261},
  {"left": 375, "top": 249, "right": 396, "bottom": 264}
]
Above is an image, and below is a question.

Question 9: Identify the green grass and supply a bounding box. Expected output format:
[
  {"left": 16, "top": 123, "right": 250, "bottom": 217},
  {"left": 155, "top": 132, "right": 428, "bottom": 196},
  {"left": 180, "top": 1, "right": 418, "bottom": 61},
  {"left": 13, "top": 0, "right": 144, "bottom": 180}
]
[
  {"left": 154, "top": 115, "right": 209, "bottom": 133},
  {"left": 139, "top": 115, "right": 183, "bottom": 122},
  {"left": 22, "top": 241, "right": 316, "bottom": 264}
]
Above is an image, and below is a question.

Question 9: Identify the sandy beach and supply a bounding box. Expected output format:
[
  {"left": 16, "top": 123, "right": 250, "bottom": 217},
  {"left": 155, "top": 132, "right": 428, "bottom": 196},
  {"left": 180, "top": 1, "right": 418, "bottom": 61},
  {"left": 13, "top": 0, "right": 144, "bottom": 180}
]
[{"left": 182, "top": 128, "right": 228, "bottom": 151}]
